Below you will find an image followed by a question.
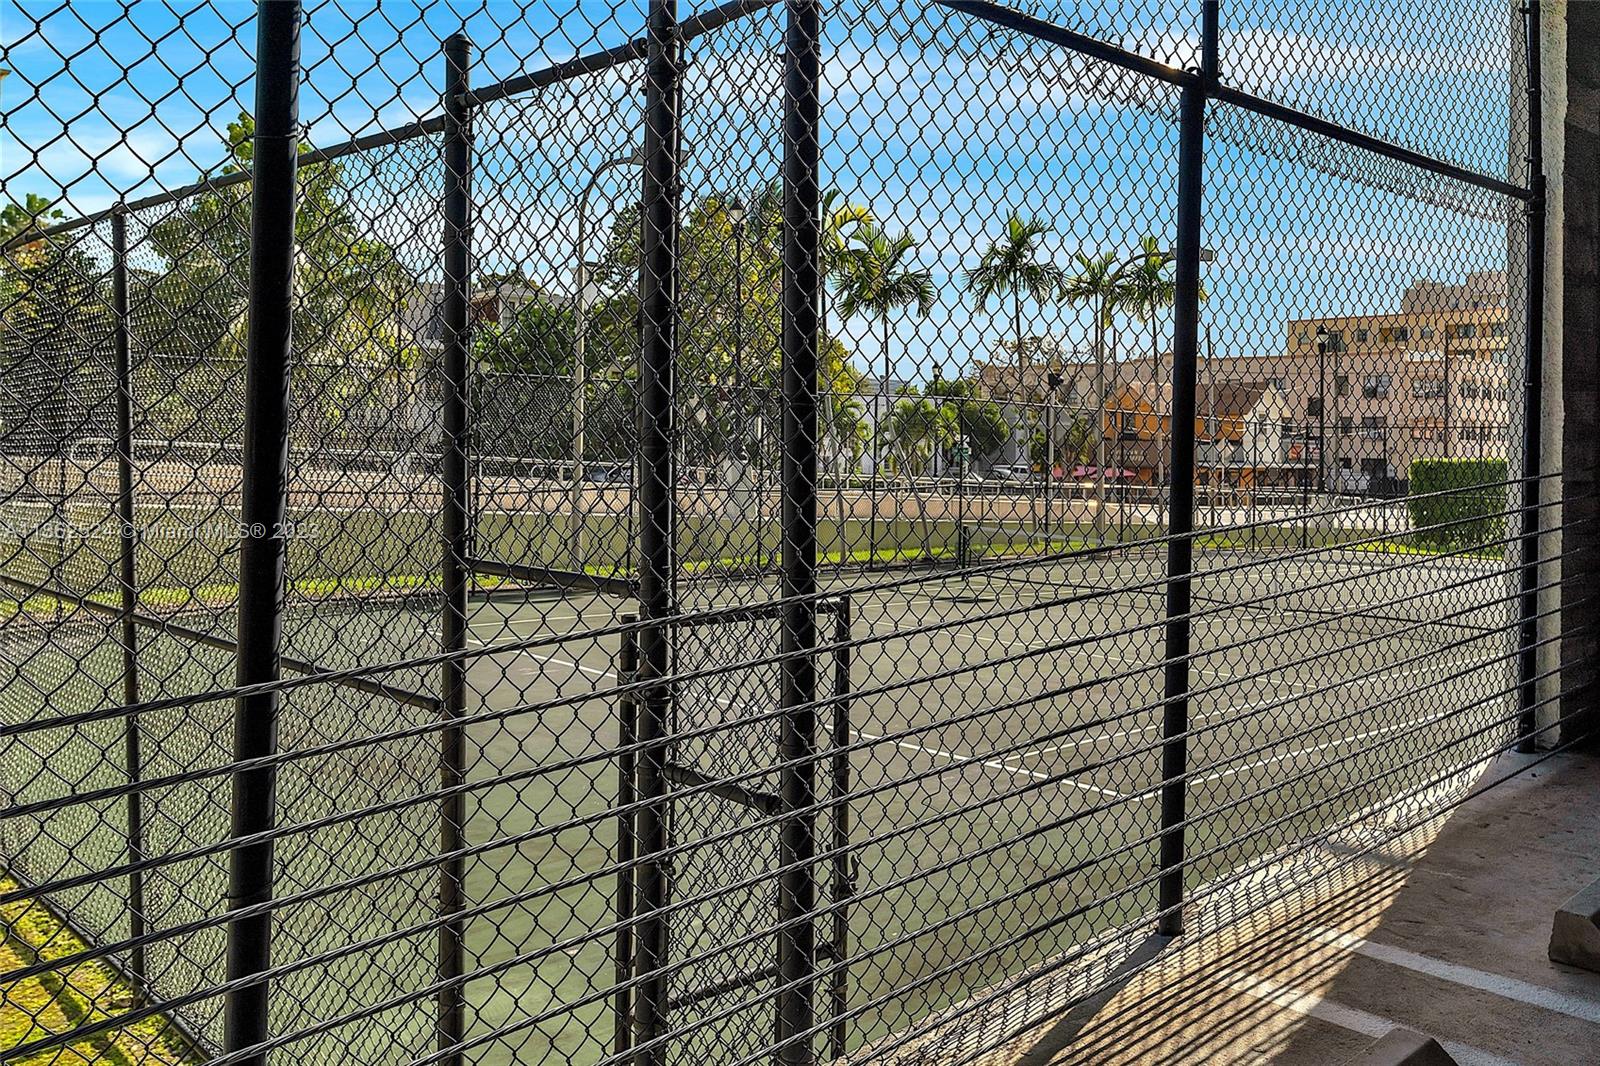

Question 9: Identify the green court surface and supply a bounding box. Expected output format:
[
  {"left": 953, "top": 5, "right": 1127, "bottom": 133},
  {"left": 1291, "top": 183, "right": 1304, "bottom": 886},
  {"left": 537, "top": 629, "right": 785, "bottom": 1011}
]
[{"left": 0, "top": 544, "right": 1517, "bottom": 1063}]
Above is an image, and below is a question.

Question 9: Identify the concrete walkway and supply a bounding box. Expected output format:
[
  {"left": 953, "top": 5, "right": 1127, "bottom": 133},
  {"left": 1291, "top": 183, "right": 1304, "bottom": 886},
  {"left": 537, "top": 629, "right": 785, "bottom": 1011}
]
[
  {"left": 1023, "top": 751, "right": 1600, "bottom": 1065},
  {"left": 854, "top": 751, "right": 1600, "bottom": 1065}
]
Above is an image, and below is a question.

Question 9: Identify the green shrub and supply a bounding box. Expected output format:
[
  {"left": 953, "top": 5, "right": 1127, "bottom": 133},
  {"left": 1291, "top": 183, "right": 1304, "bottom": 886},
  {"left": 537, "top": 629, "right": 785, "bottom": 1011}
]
[{"left": 1406, "top": 458, "right": 1508, "bottom": 547}]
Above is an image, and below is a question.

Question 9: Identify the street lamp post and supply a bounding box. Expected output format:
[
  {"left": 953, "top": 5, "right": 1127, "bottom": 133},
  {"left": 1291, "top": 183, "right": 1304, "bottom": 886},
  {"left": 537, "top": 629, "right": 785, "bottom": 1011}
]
[
  {"left": 1044, "top": 369, "right": 1062, "bottom": 543},
  {"left": 572, "top": 148, "right": 644, "bottom": 569},
  {"left": 1441, "top": 327, "right": 1452, "bottom": 457},
  {"left": 1315, "top": 324, "right": 1328, "bottom": 497}
]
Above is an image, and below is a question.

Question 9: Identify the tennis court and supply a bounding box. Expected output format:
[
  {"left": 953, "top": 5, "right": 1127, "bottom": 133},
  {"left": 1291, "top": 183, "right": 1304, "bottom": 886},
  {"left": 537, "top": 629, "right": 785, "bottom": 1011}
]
[
  {"left": 366, "top": 542, "right": 1517, "bottom": 1063},
  {"left": 0, "top": 482, "right": 1520, "bottom": 1066}
]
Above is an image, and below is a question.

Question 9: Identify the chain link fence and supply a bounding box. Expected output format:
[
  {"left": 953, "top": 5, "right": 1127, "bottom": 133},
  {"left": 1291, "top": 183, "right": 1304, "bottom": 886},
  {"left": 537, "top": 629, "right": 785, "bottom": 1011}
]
[{"left": 0, "top": 1, "right": 1587, "bottom": 1064}]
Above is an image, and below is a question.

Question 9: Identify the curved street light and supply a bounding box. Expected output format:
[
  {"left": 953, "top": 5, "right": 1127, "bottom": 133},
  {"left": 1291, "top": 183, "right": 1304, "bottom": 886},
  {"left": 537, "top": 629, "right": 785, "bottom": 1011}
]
[{"left": 571, "top": 148, "right": 644, "bottom": 569}]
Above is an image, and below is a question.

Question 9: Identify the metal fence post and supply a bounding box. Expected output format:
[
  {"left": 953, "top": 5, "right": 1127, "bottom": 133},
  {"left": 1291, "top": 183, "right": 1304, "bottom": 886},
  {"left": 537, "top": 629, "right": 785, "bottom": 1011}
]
[
  {"left": 1157, "top": 0, "right": 1212, "bottom": 940},
  {"left": 1517, "top": 0, "right": 1545, "bottom": 753},
  {"left": 777, "top": 0, "right": 824, "bottom": 1059},
  {"left": 828, "top": 596, "right": 853, "bottom": 1060},
  {"left": 224, "top": 1, "right": 300, "bottom": 1059},
  {"left": 633, "top": 0, "right": 681, "bottom": 1058},
  {"left": 438, "top": 30, "right": 474, "bottom": 1066},
  {"left": 111, "top": 205, "right": 146, "bottom": 985},
  {"left": 615, "top": 617, "right": 640, "bottom": 1060}
]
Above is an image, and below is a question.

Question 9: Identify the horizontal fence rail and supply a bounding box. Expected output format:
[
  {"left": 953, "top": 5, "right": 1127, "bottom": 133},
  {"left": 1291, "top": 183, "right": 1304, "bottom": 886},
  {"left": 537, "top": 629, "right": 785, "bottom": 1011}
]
[{"left": 0, "top": 0, "right": 1584, "bottom": 1064}]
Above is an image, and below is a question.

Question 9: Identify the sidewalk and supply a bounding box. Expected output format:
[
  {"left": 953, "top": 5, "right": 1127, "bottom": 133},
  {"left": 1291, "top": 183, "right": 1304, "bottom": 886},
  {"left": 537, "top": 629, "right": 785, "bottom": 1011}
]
[{"left": 1024, "top": 751, "right": 1600, "bottom": 1065}]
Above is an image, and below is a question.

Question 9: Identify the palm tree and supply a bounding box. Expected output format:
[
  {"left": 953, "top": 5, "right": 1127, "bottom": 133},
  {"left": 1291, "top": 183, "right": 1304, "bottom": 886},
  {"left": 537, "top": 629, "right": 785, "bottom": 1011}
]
[
  {"left": 882, "top": 392, "right": 958, "bottom": 556},
  {"left": 820, "top": 190, "right": 875, "bottom": 535},
  {"left": 964, "top": 213, "right": 1066, "bottom": 374},
  {"left": 1119, "top": 236, "right": 1177, "bottom": 485},
  {"left": 1061, "top": 250, "right": 1131, "bottom": 539},
  {"left": 822, "top": 188, "right": 875, "bottom": 277},
  {"left": 1121, "top": 235, "right": 1205, "bottom": 487},
  {"left": 833, "top": 222, "right": 936, "bottom": 565}
]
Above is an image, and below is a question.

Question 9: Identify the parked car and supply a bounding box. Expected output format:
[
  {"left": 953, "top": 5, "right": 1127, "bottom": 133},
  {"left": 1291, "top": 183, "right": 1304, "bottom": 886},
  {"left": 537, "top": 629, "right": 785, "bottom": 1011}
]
[{"left": 993, "top": 464, "right": 1034, "bottom": 483}]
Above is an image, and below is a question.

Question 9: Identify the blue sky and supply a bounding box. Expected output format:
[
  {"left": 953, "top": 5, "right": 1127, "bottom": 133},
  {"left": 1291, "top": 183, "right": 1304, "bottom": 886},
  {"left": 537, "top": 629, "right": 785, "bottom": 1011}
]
[{"left": 2, "top": 0, "right": 1521, "bottom": 378}]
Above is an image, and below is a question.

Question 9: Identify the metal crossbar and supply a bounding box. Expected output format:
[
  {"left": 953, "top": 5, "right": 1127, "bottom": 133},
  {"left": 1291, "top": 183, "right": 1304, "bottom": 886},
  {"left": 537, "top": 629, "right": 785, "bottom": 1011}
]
[{"left": 0, "top": 1, "right": 1580, "bottom": 1065}]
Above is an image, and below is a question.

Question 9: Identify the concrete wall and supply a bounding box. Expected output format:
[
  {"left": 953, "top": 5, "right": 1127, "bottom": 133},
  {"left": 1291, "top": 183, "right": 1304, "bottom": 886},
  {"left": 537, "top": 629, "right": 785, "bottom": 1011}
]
[{"left": 1552, "top": 1, "right": 1600, "bottom": 748}]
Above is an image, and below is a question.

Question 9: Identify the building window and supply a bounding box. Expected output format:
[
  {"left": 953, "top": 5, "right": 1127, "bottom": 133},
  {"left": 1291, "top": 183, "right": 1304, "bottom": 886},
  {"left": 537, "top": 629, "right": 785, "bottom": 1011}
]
[
  {"left": 1337, "top": 415, "right": 1353, "bottom": 436},
  {"left": 1362, "top": 374, "right": 1392, "bottom": 399},
  {"left": 1353, "top": 328, "right": 1368, "bottom": 344},
  {"left": 1420, "top": 325, "right": 1434, "bottom": 340},
  {"left": 1490, "top": 320, "right": 1507, "bottom": 337},
  {"left": 1305, "top": 397, "right": 1324, "bottom": 417},
  {"left": 1454, "top": 323, "right": 1477, "bottom": 339},
  {"left": 1359, "top": 415, "right": 1385, "bottom": 439},
  {"left": 1267, "top": 376, "right": 1286, "bottom": 391},
  {"left": 1411, "top": 378, "right": 1445, "bottom": 398},
  {"left": 1334, "top": 374, "right": 1350, "bottom": 397}
]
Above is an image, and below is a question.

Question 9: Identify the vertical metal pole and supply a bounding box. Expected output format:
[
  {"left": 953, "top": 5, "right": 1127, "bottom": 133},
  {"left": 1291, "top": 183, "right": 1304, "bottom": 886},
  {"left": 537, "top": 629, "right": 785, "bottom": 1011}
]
[
  {"left": 956, "top": 402, "right": 967, "bottom": 557},
  {"left": 777, "top": 0, "right": 823, "bottom": 1059},
  {"left": 828, "top": 598, "right": 853, "bottom": 1061},
  {"left": 633, "top": 0, "right": 681, "bottom": 1057},
  {"left": 1158, "top": 0, "right": 1211, "bottom": 939},
  {"left": 1045, "top": 391, "right": 1056, "bottom": 543},
  {"left": 1442, "top": 333, "right": 1452, "bottom": 456},
  {"left": 615, "top": 618, "right": 639, "bottom": 1060},
  {"left": 1517, "top": 0, "right": 1545, "bottom": 752},
  {"left": 438, "top": 31, "right": 473, "bottom": 1066},
  {"left": 111, "top": 207, "right": 146, "bottom": 985},
  {"left": 224, "top": 2, "right": 299, "bottom": 1058},
  {"left": 1316, "top": 337, "right": 1327, "bottom": 494}
]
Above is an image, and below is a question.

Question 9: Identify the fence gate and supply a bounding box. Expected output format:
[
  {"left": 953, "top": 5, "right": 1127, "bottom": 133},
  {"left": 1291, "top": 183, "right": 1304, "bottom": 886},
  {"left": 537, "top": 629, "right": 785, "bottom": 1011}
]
[{"left": 616, "top": 598, "right": 853, "bottom": 1064}]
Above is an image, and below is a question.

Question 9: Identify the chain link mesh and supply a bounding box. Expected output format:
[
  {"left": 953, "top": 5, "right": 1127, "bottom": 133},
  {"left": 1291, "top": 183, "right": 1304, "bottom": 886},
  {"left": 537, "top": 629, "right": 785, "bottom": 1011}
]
[{"left": 0, "top": 1, "right": 1583, "bottom": 1064}]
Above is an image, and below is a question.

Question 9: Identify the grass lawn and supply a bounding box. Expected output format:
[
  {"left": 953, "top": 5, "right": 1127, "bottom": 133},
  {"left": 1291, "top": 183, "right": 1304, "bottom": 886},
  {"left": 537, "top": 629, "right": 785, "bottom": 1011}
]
[{"left": 1, "top": 879, "right": 193, "bottom": 1065}]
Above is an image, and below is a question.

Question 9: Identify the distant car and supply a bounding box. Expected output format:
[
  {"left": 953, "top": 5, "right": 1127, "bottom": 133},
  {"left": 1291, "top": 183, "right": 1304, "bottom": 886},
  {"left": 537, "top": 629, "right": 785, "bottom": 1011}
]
[{"left": 993, "top": 464, "right": 1033, "bottom": 483}]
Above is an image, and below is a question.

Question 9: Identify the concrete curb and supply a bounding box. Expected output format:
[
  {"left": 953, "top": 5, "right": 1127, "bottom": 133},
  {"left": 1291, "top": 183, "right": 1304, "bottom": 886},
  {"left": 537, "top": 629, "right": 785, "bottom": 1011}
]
[
  {"left": 1549, "top": 876, "right": 1600, "bottom": 973},
  {"left": 1345, "top": 1028, "right": 1459, "bottom": 1066}
]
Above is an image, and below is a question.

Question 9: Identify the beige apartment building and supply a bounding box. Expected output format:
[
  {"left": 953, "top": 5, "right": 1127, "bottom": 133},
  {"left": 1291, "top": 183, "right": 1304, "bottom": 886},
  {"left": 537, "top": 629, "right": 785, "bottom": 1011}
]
[
  {"left": 973, "top": 271, "right": 1515, "bottom": 494},
  {"left": 1249, "top": 269, "right": 1513, "bottom": 493}
]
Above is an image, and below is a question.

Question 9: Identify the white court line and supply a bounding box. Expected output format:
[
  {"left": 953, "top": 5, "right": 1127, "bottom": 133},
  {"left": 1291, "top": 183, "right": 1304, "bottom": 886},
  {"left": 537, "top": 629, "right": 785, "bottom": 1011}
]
[
  {"left": 851, "top": 729, "right": 1124, "bottom": 798},
  {"left": 1303, "top": 928, "right": 1600, "bottom": 1024},
  {"left": 1192, "top": 716, "right": 1437, "bottom": 785},
  {"left": 491, "top": 647, "right": 1123, "bottom": 798},
  {"left": 505, "top": 648, "right": 619, "bottom": 684},
  {"left": 970, "top": 632, "right": 1060, "bottom": 654},
  {"left": 1218, "top": 968, "right": 1520, "bottom": 1066},
  {"left": 1078, "top": 648, "right": 1312, "bottom": 693},
  {"left": 1001, "top": 653, "right": 1501, "bottom": 770}
]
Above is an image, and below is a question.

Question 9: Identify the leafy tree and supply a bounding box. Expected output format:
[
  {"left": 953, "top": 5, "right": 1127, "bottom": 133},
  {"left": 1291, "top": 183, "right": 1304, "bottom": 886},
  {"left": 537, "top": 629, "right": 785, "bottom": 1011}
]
[
  {"left": 590, "top": 182, "right": 863, "bottom": 467},
  {"left": 1029, "top": 411, "right": 1095, "bottom": 469},
  {"left": 925, "top": 377, "right": 1008, "bottom": 464},
  {"left": 138, "top": 113, "right": 420, "bottom": 371},
  {"left": 881, "top": 390, "right": 957, "bottom": 477},
  {"left": 833, "top": 221, "right": 934, "bottom": 443},
  {"left": 965, "top": 213, "right": 1065, "bottom": 370},
  {"left": 0, "top": 193, "right": 65, "bottom": 246},
  {"left": 1119, "top": 234, "right": 1205, "bottom": 382},
  {"left": 821, "top": 352, "right": 870, "bottom": 477},
  {"left": 474, "top": 296, "right": 576, "bottom": 375},
  {"left": 1, "top": 194, "right": 112, "bottom": 449}
]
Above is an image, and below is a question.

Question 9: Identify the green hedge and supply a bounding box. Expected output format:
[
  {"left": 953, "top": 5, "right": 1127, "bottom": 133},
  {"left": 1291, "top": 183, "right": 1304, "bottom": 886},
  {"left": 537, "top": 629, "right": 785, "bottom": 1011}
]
[{"left": 1406, "top": 458, "right": 1509, "bottom": 548}]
